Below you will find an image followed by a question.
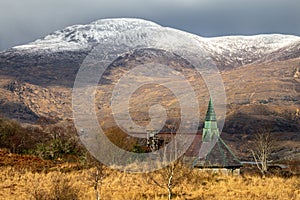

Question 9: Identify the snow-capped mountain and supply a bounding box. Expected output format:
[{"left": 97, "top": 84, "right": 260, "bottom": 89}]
[
  {"left": 1, "top": 18, "right": 299, "bottom": 161},
  {"left": 12, "top": 18, "right": 161, "bottom": 52},
  {"left": 0, "top": 18, "right": 300, "bottom": 157},
  {"left": 10, "top": 18, "right": 300, "bottom": 69}
]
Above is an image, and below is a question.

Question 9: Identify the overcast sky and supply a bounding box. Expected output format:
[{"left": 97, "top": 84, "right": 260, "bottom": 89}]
[{"left": 0, "top": 0, "right": 299, "bottom": 51}]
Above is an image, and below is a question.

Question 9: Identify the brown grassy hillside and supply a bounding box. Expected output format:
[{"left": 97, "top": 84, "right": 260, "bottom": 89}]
[{"left": 0, "top": 150, "right": 299, "bottom": 200}]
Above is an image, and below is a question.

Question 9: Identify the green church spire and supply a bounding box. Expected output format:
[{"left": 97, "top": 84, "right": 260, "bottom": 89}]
[
  {"left": 205, "top": 97, "right": 217, "bottom": 121},
  {"left": 202, "top": 97, "right": 219, "bottom": 142}
]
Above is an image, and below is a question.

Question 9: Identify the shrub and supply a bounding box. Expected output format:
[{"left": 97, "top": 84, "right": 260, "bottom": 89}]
[
  {"left": 31, "top": 175, "right": 79, "bottom": 200},
  {"left": 34, "top": 137, "right": 82, "bottom": 161},
  {"left": 0, "top": 118, "right": 43, "bottom": 153}
]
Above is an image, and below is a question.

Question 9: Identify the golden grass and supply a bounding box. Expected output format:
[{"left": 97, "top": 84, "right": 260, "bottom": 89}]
[{"left": 0, "top": 164, "right": 299, "bottom": 200}]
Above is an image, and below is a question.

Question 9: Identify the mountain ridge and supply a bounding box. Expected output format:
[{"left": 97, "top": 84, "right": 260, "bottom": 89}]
[{"left": 6, "top": 18, "right": 300, "bottom": 69}]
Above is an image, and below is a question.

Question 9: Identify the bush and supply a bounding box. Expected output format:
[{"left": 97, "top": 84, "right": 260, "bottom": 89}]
[
  {"left": 0, "top": 118, "right": 46, "bottom": 153},
  {"left": 31, "top": 175, "right": 79, "bottom": 200},
  {"left": 0, "top": 117, "right": 85, "bottom": 161},
  {"left": 34, "top": 137, "right": 83, "bottom": 161}
]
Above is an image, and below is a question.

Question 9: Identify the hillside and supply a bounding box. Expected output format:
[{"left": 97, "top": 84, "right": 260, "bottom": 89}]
[
  {"left": 0, "top": 18, "right": 299, "bottom": 161},
  {"left": 0, "top": 151, "right": 299, "bottom": 200}
]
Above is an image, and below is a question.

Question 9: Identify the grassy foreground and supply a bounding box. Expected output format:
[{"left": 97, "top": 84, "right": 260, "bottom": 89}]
[{"left": 0, "top": 159, "right": 299, "bottom": 200}]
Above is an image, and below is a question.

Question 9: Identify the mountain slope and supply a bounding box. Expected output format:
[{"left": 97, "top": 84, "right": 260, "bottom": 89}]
[
  {"left": 0, "top": 19, "right": 300, "bottom": 139},
  {"left": 0, "top": 19, "right": 299, "bottom": 161},
  {"left": 202, "top": 34, "right": 300, "bottom": 69},
  {"left": 8, "top": 18, "right": 300, "bottom": 70},
  {"left": 0, "top": 18, "right": 299, "bottom": 121},
  {"left": 12, "top": 18, "right": 161, "bottom": 52}
]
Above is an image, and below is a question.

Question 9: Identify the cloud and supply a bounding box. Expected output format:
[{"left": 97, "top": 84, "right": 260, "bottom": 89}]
[{"left": 0, "top": 0, "right": 299, "bottom": 50}]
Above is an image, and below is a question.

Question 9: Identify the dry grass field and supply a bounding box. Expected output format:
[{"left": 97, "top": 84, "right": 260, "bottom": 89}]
[{"left": 0, "top": 150, "right": 299, "bottom": 200}]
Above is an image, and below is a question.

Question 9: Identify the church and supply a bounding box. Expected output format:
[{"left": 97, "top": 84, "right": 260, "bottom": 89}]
[{"left": 192, "top": 98, "right": 242, "bottom": 175}]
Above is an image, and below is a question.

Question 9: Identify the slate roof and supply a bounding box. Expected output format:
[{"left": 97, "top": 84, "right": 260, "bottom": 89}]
[{"left": 193, "top": 137, "right": 242, "bottom": 168}]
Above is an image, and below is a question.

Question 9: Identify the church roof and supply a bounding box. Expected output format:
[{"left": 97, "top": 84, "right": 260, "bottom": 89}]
[
  {"left": 193, "top": 137, "right": 242, "bottom": 168},
  {"left": 193, "top": 97, "right": 242, "bottom": 168}
]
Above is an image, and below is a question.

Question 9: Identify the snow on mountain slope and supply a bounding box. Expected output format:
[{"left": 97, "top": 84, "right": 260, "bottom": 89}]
[
  {"left": 201, "top": 34, "right": 300, "bottom": 68},
  {"left": 13, "top": 18, "right": 161, "bottom": 52},
  {"left": 10, "top": 18, "right": 300, "bottom": 68}
]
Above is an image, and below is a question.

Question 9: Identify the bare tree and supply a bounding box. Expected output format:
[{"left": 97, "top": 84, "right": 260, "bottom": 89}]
[
  {"left": 147, "top": 121, "right": 191, "bottom": 200},
  {"left": 93, "top": 163, "right": 106, "bottom": 200},
  {"left": 147, "top": 158, "right": 188, "bottom": 200},
  {"left": 86, "top": 153, "right": 106, "bottom": 200},
  {"left": 250, "top": 128, "right": 276, "bottom": 178}
]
